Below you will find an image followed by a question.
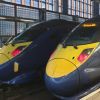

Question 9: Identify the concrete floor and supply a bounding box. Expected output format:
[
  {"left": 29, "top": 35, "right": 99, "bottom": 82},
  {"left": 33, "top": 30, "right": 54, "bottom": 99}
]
[
  {"left": 18, "top": 90, "right": 58, "bottom": 100},
  {"left": 0, "top": 81, "right": 59, "bottom": 100}
]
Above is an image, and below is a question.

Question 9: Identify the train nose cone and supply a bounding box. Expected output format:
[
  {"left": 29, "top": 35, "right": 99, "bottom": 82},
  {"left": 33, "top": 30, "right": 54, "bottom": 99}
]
[{"left": 45, "top": 59, "right": 79, "bottom": 97}]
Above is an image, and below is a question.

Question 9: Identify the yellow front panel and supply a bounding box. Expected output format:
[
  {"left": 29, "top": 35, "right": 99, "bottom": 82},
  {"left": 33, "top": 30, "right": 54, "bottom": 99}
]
[
  {"left": 46, "top": 42, "right": 99, "bottom": 78},
  {"left": 50, "top": 42, "right": 99, "bottom": 68},
  {"left": 0, "top": 54, "right": 9, "bottom": 64},
  {"left": 0, "top": 42, "right": 31, "bottom": 64},
  {"left": 46, "top": 59, "right": 76, "bottom": 78}
]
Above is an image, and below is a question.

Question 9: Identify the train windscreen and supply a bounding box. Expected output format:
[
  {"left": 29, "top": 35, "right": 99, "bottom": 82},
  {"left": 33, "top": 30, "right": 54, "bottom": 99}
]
[
  {"left": 63, "top": 20, "right": 100, "bottom": 46},
  {"left": 9, "top": 23, "right": 47, "bottom": 44}
]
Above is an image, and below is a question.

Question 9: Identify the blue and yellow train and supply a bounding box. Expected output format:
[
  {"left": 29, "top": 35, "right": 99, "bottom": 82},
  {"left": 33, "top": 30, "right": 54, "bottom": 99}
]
[
  {"left": 45, "top": 16, "right": 100, "bottom": 99},
  {"left": 0, "top": 19, "right": 78, "bottom": 85}
]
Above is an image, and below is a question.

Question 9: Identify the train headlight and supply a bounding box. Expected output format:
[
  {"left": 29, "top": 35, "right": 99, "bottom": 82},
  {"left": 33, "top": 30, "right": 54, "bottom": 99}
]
[
  {"left": 77, "top": 48, "right": 93, "bottom": 63},
  {"left": 11, "top": 46, "right": 26, "bottom": 57}
]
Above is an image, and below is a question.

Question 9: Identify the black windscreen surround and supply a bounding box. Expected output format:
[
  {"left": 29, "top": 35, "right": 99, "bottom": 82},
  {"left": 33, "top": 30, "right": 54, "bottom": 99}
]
[
  {"left": 9, "top": 19, "right": 70, "bottom": 44},
  {"left": 63, "top": 17, "right": 100, "bottom": 46},
  {"left": 9, "top": 23, "right": 48, "bottom": 44}
]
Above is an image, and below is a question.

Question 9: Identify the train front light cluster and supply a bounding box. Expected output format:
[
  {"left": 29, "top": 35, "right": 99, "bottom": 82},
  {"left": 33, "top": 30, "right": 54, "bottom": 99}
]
[
  {"left": 77, "top": 48, "right": 93, "bottom": 63},
  {"left": 11, "top": 46, "right": 26, "bottom": 57}
]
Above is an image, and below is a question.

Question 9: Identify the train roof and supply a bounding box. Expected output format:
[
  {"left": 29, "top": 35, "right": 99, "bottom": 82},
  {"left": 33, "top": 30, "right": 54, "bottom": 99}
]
[
  {"left": 29, "top": 19, "right": 78, "bottom": 29},
  {"left": 86, "top": 16, "right": 100, "bottom": 22},
  {"left": 16, "top": 19, "right": 79, "bottom": 38}
]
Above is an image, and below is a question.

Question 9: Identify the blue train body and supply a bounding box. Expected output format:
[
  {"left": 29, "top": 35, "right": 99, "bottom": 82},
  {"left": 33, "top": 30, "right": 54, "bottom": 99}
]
[{"left": 0, "top": 19, "right": 78, "bottom": 85}]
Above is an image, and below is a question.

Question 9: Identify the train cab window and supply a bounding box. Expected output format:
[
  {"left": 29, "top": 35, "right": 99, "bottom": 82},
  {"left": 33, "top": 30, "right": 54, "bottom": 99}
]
[
  {"left": 9, "top": 23, "right": 48, "bottom": 44},
  {"left": 63, "top": 21, "right": 100, "bottom": 46}
]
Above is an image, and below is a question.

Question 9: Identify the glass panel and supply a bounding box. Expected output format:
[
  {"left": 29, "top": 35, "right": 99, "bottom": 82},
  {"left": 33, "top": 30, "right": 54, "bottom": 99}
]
[
  {"left": 25, "top": 0, "right": 30, "bottom": 6},
  {"left": 49, "top": 0, "right": 53, "bottom": 3},
  {"left": 3, "top": 0, "right": 12, "bottom": 2},
  {"left": 42, "top": 3, "right": 46, "bottom": 8},
  {"left": 68, "top": 0, "right": 93, "bottom": 18},
  {"left": 68, "top": 0, "right": 71, "bottom": 9},
  {"left": 16, "top": 0, "right": 21, "bottom": 4},
  {"left": 49, "top": 5, "right": 53, "bottom": 10},
  {"left": 34, "top": 0, "right": 39, "bottom": 8}
]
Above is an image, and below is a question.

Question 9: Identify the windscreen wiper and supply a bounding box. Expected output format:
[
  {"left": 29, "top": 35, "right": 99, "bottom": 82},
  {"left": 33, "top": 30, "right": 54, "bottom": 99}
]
[
  {"left": 62, "top": 41, "right": 67, "bottom": 48},
  {"left": 71, "top": 43, "right": 78, "bottom": 49},
  {"left": 62, "top": 42, "right": 78, "bottom": 49},
  {"left": 73, "top": 45, "right": 78, "bottom": 49},
  {"left": 3, "top": 36, "right": 14, "bottom": 46}
]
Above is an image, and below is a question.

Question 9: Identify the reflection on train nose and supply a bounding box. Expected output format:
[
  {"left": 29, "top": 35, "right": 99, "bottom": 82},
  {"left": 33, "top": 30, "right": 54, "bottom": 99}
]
[
  {"left": 45, "top": 59, "right": 79, "bottom": 96},
  {"left": 45, "top": 70, "right": 79, "bottom": 97}
]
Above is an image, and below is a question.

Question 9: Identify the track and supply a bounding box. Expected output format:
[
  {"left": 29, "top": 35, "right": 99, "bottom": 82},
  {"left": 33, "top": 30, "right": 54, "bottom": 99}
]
[{"left": 0, "top": 80, "right": 59, "bottom": 100}]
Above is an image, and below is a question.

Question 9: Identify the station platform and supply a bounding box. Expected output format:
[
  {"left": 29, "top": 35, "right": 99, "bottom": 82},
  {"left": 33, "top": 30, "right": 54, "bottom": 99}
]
[
  {"left": 81, "top": 88, "right": 100, "bottom": 100},
  {"left": 0, "top": 81, "right": 58, "bottom": 100},
  {"left": 0, "top": 80, "right": 99, "bottom": 100}
]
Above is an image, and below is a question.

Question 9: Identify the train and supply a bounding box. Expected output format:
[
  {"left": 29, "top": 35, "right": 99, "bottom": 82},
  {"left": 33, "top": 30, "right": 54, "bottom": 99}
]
[
  {"left": 45, "top": 16, "right": 100, "bottom": 99},
  {"left": 0, "top": 19, "right": 78, "bottom": 85}
]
